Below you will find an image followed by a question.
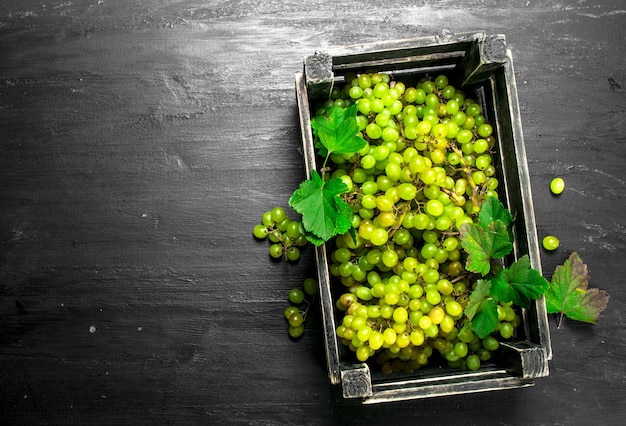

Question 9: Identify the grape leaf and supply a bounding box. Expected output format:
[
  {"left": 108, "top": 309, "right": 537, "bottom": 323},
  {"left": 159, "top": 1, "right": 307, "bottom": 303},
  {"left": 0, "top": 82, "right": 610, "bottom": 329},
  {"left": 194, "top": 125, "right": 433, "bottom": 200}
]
[
  {"left": 463, "top": 280, "right": 499, "bottom": 339},
  {"left": 471, "top": 299, "right": 499, "bottom": 339},
  {"left": 477, "top": 197, "right": 513, "bottom": 231},
  {"left": 311, "top": 104, "right": 366, "bottom": 156},
  {"left": 545, "top": 252, "right": 610, "bottom": 328},
  {"left": 464, "top": 279, "right": 492, "bottom": 321},
  {"left": 459, "top": 220, "right": 513, "bottom": 275},
  {"left": 490, "top": 255, "right": 550, "bottom": 309},
  {"left": 289, "top": 170, "right": 353, "bottom": 245}
]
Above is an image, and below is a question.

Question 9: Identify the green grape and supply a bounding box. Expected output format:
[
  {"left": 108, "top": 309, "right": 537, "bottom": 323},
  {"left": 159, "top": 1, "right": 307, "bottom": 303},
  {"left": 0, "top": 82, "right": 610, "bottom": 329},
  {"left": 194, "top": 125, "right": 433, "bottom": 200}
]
[
  {"left": 284, "top": 306, "right": 299, "bottom": 320},
  {"left": 542, "top": 235, "right": 560, "bottom": 251},
  {"left": 393, "top": 306, "right": 409, "bottom": 323},
  {"left": 429, "top": 306, "right": 445, "bottom": 324},
  {"left": 302, "top": 278, "right": 319, "bottom": 296},
  {"left": 425, "top": 290, "right": 442, "bottom": 305},
  {"left": 397, "top": 183, "right": 417, "bottom": 200},
  {"left": 465, "top": 102, "right": 482, "bottom": 117},
  {"left": 350, "top": 316, "right": 366, "bottom": 332},
  {"left": 269, "top": 244, "right": 283, "bottom": 259},
  {"left": 369, "top": 331, "right": 385, "bottom": 350},
  {"left": 289, "top": 325, "right": 305, "bottom": 338},
  {"left": 442, "top": 85, "right": 456, "bottom": 100},
  {"left": 550, "top": 177, "right": 565, "bottom": 194},
  {"left": 439, "top": 315, "right": 455, "bottom": 333},
  {"left": 422, "top": 80, "right": 436, "bottom": 94},
  {"left": 453, "top": 341, "right": 469, "bottom": 357},
  {"left": 271, "top": 206, "right": 286, "bottom": 223},
  {"left": 466, "top": 354, "right": 481, "bottom": 371},
  {"left": 288, "top": 288, "right": 305, "bottom": 305},
  {"left": 357, "top": 325, "right": 373, "bottom": 342},
  {"left": 498, "top": 322, "right": 514, "bottom": 340},
  {"left": 482, "top": 335, "right": 500, "bottom": 351},
  {"left": 366, "top": 123, "right": 383, "bottom": 139},
  {"left": 458, "top": 328, "right": 474, "bottom": 343},
  {"left": 358, "top": 73, "right": 372, "bottom": 89},
  {"left": 456, "top": 129, "right": 473, "bottom": 144},
  {"left": 372, "top": 145, "right": 390, "bottom": 161},
  {"left": 285, "top": 221, "right": 301, "bottom": 238},
  {"left": 286, "top": 246, "right": 300, "bottom": 262},
  {"left": 349, "top": 86, "right": 363, "bottom": 99},
  {"left": 434, "top": 75, "right": 449, "bottom": 89},
  {"left": 381, "top": 250, "right": 399, "bottom": 268},
  {"left": 272, "top": 218, "right": 292, "bottom": 232},
  {"left": 476, "top": 348, "right": 491, "bottom": 362},
  {"left": 477, "top": 123, "right": 493, "bottom": 138},
  {"left": 288, "top": 312, "right": 304, "bottom": 327},
  {"left": 261, "top": 211, "right": 274, "bottom": 227},
  {"left": 445, "top": 300, "right": 463, "bottom": 317},
  {"left": 356, "top": 286, "right": 373, "bottom": 301},
  {"left": 253, "top": 224, "right": 268, "bottom": 239},
  {"left": 425, "top": 199, "right": 444, "bottom": 217}
]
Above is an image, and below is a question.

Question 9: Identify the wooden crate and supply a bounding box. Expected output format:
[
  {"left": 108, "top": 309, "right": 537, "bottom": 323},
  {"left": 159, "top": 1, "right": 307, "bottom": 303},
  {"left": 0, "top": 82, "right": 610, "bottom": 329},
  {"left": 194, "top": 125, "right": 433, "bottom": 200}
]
[{"left": 294, "top": 31, "right": 551, "bottom": 403}]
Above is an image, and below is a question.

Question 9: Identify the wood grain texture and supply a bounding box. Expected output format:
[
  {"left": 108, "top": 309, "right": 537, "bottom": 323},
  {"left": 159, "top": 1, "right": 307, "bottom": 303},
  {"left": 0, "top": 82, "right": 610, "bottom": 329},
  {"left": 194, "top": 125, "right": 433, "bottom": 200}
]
[{"left": 1, "top": 1, "right": 625, "bottom": 424}]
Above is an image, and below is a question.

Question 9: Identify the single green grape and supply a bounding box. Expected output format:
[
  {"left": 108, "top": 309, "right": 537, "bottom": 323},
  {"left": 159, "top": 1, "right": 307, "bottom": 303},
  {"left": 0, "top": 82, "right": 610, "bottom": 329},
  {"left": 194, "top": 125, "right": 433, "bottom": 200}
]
[
  {"left": 482, "top": 335, "right": 499, "bottom": 352},
  {"left": 542, "top": 235, "right": 560, "bottom": 251},
  {"left": 288, "top": 288, "right": 305, "bottom": 304},
  {"left": 270, "top": 206, "right": 286, "bottom": 224},
  {"left": 550, "top": 177, "right": 565, "bottom": 195},
  {"left": 466, "top": 354, "right": 481, "bottom": 371},
  {"left": 253, "top": 224, "right": 268, "bottom": 239},
  {"left": 288, "top": 312, "right": 304, "bottom": 327},
  {"left": 269, "top": 244, "right": 283, "bottom": 259},
  {"left": 286, "top": 246, "right": 300, "bottom": 262},
  {"left": 261, "top": 211, "right": 273, "bottom": 227},
  {"left": 288, "top": 324, "right": 305, "bottom": 338},
  {"left": 499, "top": 322, "right": 514, "bottom": 339},
  {"left": 285, "top": 221, "right": 302, "bottom": 238},
  {"left": 303, "top": 277, "right": 318, "bottom": 295}
]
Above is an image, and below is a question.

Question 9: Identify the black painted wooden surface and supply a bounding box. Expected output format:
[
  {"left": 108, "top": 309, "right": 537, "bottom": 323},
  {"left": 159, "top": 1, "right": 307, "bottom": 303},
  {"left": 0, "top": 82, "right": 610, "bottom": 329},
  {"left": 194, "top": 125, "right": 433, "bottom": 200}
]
[{"left": 1, "top": 1, "right": 625, "bottom": 424}]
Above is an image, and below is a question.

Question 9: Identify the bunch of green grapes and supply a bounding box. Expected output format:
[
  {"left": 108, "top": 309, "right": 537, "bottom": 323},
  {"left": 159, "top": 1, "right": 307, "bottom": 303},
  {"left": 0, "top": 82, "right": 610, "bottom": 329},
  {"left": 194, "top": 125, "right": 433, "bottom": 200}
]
[
  {"left": 317, "top": 72, "right": 521, "bottom": 373},
  {"left": 253, "top": 206, "right": 309, "bottom": 261},
  {"left": 284, "top": 277, "right": 319, "bottom": 338}
]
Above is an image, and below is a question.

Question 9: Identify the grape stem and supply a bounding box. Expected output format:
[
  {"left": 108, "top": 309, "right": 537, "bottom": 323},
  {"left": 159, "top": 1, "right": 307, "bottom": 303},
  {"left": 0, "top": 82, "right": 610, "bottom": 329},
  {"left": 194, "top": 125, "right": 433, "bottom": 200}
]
[{"left": 387, "top": 202, "right": 412, "bottom": 239}]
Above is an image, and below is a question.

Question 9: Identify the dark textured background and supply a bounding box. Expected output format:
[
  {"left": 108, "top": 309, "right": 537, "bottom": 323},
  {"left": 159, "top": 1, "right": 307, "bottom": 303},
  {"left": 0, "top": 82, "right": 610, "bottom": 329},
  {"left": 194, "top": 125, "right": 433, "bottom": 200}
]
[{"left": 1, "top": 1, "right": 625, "bottom": 424}]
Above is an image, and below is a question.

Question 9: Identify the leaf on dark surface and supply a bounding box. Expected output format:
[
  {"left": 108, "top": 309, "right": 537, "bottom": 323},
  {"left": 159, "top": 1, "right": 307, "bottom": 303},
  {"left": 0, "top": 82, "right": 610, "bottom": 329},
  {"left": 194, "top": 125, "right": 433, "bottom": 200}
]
[{"left": 545, "top": 252, "right": 610, "bottom": 327}]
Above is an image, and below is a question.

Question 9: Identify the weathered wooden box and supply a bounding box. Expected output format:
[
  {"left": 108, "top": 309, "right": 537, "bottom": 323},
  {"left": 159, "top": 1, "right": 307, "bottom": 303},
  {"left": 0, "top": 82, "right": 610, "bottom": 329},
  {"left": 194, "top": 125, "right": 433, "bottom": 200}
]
[{"left": 294, "top": 31, "right": 551, "bottom": 403}]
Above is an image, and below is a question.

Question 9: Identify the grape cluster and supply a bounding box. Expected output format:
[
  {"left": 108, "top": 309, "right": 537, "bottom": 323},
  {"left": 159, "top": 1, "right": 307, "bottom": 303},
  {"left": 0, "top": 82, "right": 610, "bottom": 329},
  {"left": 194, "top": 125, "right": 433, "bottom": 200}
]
[
  {"left": 284, "top": 278, "right": 319, "bottom": 338},
  {"left": 317, "top": 72, "right": 521, "bottom": 372},
  {"left": 253, "top": 206, "right": 309, "bottom": 261}
]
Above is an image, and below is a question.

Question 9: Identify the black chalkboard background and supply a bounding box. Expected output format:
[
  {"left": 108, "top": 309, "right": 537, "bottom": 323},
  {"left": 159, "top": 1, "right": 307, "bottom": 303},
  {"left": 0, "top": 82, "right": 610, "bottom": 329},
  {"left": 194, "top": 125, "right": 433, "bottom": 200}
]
[{"left": 1, "top": 1, "right": 624, "bottom": 424}]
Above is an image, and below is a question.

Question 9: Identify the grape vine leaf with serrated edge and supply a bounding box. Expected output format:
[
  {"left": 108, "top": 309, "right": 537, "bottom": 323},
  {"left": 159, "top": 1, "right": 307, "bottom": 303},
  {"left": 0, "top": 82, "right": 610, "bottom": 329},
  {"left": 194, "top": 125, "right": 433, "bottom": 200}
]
[
  {"left": 545, "top": 251, "right": 610, "bottom": 328},
  {"left": 477, "top": 197, "right": 513, "bottom": 229},
  {"left": 464, "top": 279, "right": 493, "bottom": 321},
  {"left": 472, "top": 299, "right": 499, "bottom": 339},
  {"left": 459, "top": 220, "right": 513, "bottom": 275},
  {"left": 289, "top": 170, "right": 353, "bottom": 246},
  {"left": 311, "top": 104, "right": 366, "bottom": 157},
  {"left": 490, "top": 254, "right": 550, "bottom": 309},
  {"left": 463, "top": 280, "right": 499, "bottom": 339}
]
